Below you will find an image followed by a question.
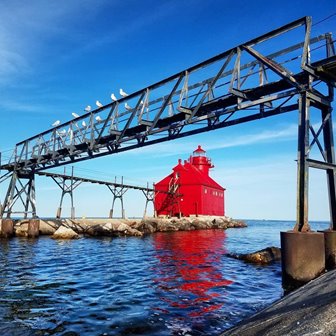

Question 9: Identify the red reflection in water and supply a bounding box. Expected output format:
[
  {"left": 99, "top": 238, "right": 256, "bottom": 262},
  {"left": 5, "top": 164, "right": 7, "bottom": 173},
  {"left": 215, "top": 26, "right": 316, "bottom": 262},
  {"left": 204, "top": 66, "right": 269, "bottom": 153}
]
[{"left": 153, "top": 230, "right": 233, "bottom": 317}]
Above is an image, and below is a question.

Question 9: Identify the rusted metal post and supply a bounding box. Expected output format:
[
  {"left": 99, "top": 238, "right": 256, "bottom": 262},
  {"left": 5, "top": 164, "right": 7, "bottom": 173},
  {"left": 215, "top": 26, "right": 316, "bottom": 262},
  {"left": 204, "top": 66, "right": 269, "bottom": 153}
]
[
  {"left": 28, "top": 218, "right": 40, "bottom": 238},
  {"left": 295, "top": 92, "right": 310, "bottom": 232},
  {"left": 322, "top": 106, "right": 336, "bottom": 229}
]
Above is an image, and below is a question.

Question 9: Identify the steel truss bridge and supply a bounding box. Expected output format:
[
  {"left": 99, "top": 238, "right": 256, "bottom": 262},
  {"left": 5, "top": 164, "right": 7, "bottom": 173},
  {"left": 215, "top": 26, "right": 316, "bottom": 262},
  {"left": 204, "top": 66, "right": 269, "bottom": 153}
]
[
  {"left": 1, "top": 17, "right": 336, "bottom": 229},
  {"left": 38, "top": 170, "right": 156, "bottom": 219}
]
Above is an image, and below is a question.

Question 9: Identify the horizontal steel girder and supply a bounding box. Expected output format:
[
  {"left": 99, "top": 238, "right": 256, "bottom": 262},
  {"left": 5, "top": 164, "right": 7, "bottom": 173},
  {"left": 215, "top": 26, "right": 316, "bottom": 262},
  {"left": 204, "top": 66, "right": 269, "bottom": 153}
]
[{"left": 1, "top": 16, "right": 335, "bottom": 173}]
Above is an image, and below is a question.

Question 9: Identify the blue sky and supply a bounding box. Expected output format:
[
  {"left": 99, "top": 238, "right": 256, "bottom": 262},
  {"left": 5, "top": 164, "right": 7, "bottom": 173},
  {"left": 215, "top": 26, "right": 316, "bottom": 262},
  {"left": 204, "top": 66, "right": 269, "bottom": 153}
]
[{"left": 0, "top": 0, "right": 335, "bottom": 221}]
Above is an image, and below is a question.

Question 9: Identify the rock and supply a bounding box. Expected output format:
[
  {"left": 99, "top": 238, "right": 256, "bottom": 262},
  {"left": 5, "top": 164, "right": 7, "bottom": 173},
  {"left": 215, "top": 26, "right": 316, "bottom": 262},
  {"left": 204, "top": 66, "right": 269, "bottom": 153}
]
[
  {"left": 15, "top": 222, "right": 29, "bottom": 237},
  {"left": 134, "top": 220, "right": 156, "bottom": 234},
  {"left": 227, "top": 246, "right": 281, "bottom": 264},
  {"left": 116, "top": 223, "right": 143, "bottom": 236},
  {"left": 86, "top": 222, "right": 143, "bottom": 237},
  {"left": 39, "top": 220, "right": 60, "bottom": 235},
  {"left": 191, "top": 219, "right": 209, "bottom": 230},
  {"left": 52, "top": 226, "right": 79, "bottom": 239}
]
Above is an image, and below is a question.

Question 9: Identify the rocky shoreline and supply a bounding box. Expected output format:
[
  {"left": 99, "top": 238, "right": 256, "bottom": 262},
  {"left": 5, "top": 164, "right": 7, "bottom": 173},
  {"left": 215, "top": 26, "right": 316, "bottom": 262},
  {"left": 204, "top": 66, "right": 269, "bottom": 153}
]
[{"left": 2, "top": 216, "right": 247, "bottom": 239}]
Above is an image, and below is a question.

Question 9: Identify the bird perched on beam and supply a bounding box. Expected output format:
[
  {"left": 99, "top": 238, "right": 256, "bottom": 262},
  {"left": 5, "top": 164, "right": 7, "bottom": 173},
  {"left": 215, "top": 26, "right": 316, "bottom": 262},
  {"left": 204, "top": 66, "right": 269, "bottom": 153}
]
[
  {"left": 111, "top": 93, "right": 118, "bottom": 102},
  {"left": 52, "top": 120, "right": 61, "bottom": 127},
  {"left": 125, "top": 102, "right": 132, "bottom": 111},
  {"left": 96, "top": 100, "right": 103, "bottom": 108},
  {"left": 119, "top": 88, "right": 128, "bottom": 98}
]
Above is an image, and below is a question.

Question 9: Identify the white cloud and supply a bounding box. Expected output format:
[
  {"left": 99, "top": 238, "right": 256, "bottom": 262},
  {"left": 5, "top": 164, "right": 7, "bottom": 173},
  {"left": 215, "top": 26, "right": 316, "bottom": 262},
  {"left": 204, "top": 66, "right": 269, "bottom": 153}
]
[
  {"left": 117, "top": 122, "right": 298, "bottom": 158},
  {"left": 0, "top": 0, "right": 111, "bottom": 83}
]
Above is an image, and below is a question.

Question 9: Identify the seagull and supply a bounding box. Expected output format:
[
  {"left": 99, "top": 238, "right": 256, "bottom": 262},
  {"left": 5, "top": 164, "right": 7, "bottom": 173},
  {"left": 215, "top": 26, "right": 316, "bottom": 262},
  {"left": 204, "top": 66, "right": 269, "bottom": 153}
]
[
  {"left": 72, "top": 112, "right": 80, "bottom": 118},
  {"left": 111, "top": 93, "right": 118, "bottom": 102},
  {"left": 119, "top": 88, "right": 128, "bottom": 98},
  {"left": 96, "top": 100, "right": 103, "bottom": 108},
  {"left": 125, "top": 102, "right": 132, "bottom": 111},
  {"left": 59, "top": 129, "right": 66, "bottom": 135},
  {"left": 82, "top": 121, "right": 87, "bottom": 127},
  {"left": 95, "top": 115, "right": 102, "bottom": 121},
  {"left": 84, "top": 105, "right": 91, "bottom": 112},
  {"left": 52, "top": 120, "right": 61, "bottom": 127}
]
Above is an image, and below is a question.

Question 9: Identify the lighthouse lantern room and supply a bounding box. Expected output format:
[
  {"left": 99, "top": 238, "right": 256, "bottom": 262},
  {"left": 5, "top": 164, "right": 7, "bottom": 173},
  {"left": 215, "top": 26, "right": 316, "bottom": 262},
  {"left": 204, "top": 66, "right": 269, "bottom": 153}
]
[{"left": 154, "top": 146, "right": 225, "bottom": 217}]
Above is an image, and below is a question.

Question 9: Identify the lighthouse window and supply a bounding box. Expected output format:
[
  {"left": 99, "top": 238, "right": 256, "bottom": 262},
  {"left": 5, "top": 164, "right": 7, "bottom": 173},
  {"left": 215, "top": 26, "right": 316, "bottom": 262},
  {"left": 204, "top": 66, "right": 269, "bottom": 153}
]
[{"left": 204, "top": 188, "right": 207, "bottom": 194}]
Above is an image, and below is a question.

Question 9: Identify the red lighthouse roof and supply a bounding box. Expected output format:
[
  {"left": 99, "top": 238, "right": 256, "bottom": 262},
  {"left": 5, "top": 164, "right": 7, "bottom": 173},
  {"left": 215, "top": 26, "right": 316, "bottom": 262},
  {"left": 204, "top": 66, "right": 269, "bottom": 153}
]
[{"left": 193, "top": 145, "right": 206, "bottom": 155}]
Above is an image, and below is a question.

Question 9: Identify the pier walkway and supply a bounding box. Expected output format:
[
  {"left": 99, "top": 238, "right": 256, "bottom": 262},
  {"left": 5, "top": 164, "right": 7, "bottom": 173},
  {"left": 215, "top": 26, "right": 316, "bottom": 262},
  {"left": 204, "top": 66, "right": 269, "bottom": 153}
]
[{"left": 221, "top": 269, "right": 336, "bottom": 335}]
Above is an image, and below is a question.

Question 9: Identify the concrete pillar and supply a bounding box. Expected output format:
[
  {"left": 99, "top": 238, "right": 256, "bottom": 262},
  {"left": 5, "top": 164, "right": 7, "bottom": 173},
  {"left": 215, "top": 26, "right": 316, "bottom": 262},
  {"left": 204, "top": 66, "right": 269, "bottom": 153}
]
[
  {"left": 28, "top": 219, "right": 40, "bottom": 238},
  {"left": 1, "top": 218, "right": 14, "bottom": 238},
  {"left": 281, "top": 231, "right": 325, "bottom": 291},
  {"left": 323, "top": 230, "right": 336, "bottom": 270}
]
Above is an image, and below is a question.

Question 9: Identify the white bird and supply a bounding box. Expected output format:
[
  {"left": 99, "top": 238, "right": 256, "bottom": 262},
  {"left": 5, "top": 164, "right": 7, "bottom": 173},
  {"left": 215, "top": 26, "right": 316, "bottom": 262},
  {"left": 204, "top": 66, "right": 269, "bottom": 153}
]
[
  {"left": 52, "top": 120, "right": 61, "bottom": 127},
  {"left": 95, "top": 115, "right": 102, "bottom": 121},
  {"left": 59, "top": 129, "right": 66, "bottom": 135},
  {"left": 84, "top": 105, "right": 91, "bottom": 112},
  {"left": 72, "top": 112, "right": 80, "bottom": 118},
  {"left": 119, "top": 88, "right": 128, "bottom": 98},
  {"left": 96, "top": 100, "right": 103, "bottom": 108},
  {"left": 82, "top": 121, "right": 87, "bottom": 127},
  {"left": 125, "top": 102, "right": 132, "bottom": 111},
  {"left": 111, "top": 93, "right": 118, "bottom": 102},
  {"left": 140, "top": 100, "right": 144, "bottom": 105}
]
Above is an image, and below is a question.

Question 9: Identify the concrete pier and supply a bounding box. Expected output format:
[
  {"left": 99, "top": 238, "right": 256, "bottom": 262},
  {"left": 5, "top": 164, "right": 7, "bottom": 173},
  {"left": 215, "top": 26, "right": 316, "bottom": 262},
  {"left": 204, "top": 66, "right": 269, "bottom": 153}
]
[
  {"left": 28, "top": 219, "right": 40, "bottom": 238},
  {"left": 0, "top": 218, "right": 14, "bottom": 238},
  {"left": 13, "top": 216, "right": 246, "bottom": 237},
  {"left": 323, "top": 230, "right": 336, "bottom": 270},
  {"left": 221, "top": 269, "right": 336, "bottom": 336},
  {"left": 280, "top": 231, "right": 325, "bottom": 290}
]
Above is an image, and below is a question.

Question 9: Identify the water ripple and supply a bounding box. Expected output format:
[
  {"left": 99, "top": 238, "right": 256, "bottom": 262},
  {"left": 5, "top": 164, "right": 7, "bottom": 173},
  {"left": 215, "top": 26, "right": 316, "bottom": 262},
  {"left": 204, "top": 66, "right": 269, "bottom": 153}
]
[{"left": 0, "top": 220, "right": 328, "bottom": 335}]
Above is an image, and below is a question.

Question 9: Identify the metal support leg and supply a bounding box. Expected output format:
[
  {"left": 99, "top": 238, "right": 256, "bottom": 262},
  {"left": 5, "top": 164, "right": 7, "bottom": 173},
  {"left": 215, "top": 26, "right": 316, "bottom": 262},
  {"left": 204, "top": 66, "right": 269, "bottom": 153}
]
[
  {"left": 24, "top": 176, "right": 36, "bottom": 218},
  {"left": 56, "top": 192, "right": 65, "bottom": 219},
  {"left": 322, "top": 106, "right": 336, "bottom": 229},
  {"left": 107, "top": 180, "right": 128, "bottom": 219},
  {"left": 52, "top": 167, "right": 81, "bottom": 219},
  {"left": 296, "top": 92, "right": 310, "bottom": 232},
  {"left": 121, "top": 197, "right": 126, "bottom": 219},
  {"left": 142, "top": 184, "right": 155, "bottom": 218},
  {"left": 109, "top": 197, "right": 116, "bottom": 218},
  {"left": 2, "top": 172, "right": 18, "bottom": 218},
  {"left": 1, "top": 171, "right": 37, "bottom": 219}
]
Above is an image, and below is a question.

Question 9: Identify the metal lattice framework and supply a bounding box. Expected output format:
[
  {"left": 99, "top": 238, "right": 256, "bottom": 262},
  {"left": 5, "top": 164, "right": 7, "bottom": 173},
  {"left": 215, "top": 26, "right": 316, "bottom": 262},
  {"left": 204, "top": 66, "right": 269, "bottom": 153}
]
[
  {"left": 36, "top": 171, "right": 157, "bottom": 219},
  {"left": 0, "top": 16, "right": 336, "bottom": 229}
]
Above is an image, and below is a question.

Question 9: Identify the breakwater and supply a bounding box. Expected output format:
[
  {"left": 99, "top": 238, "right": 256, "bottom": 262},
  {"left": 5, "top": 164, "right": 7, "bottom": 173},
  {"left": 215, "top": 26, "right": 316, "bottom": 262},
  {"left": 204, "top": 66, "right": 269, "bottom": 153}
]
[{"left": 1, "top": 216, "right": 246, "bottom": 238}]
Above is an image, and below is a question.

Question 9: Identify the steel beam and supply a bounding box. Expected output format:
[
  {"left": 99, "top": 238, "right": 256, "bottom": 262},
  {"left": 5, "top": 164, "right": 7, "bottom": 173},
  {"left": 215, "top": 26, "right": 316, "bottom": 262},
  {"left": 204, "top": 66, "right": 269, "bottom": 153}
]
[
  {"left": 321, "top": 106, "right": 336, "bottom": 229},
  {"left": 296, "top": 92, "right": 310, "bottom": 232}
]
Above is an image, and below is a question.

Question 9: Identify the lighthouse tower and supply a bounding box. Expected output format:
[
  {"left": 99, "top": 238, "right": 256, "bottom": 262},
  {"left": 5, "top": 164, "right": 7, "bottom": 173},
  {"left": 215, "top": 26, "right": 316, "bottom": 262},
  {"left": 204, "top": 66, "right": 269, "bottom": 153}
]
[
  {"left": 154, "top": 146, "right": 225, "bottom": 217},
  {"left": 191, "top": 145, "right": 214, "bottom": 175}
]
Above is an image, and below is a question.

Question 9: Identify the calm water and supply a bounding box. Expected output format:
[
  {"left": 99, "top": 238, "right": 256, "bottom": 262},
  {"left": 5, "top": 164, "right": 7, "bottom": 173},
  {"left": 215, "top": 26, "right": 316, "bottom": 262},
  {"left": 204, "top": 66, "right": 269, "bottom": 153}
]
[{"left": 0, "top": 220, "right": 329, "bottom": 336}]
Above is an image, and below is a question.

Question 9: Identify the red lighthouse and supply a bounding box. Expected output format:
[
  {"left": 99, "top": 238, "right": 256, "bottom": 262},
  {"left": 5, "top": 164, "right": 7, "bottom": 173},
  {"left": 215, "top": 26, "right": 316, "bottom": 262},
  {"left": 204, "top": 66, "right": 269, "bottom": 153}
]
[{"left": 154, "top": 146, "right": 225, "bottom": 217}]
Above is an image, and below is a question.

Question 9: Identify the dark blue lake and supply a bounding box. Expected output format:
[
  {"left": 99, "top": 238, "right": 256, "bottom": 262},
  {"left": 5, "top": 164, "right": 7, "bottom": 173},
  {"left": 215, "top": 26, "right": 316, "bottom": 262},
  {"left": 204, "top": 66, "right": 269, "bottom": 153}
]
[{"left": 0, "top": 220, "right": 329, "bottom": 335}]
